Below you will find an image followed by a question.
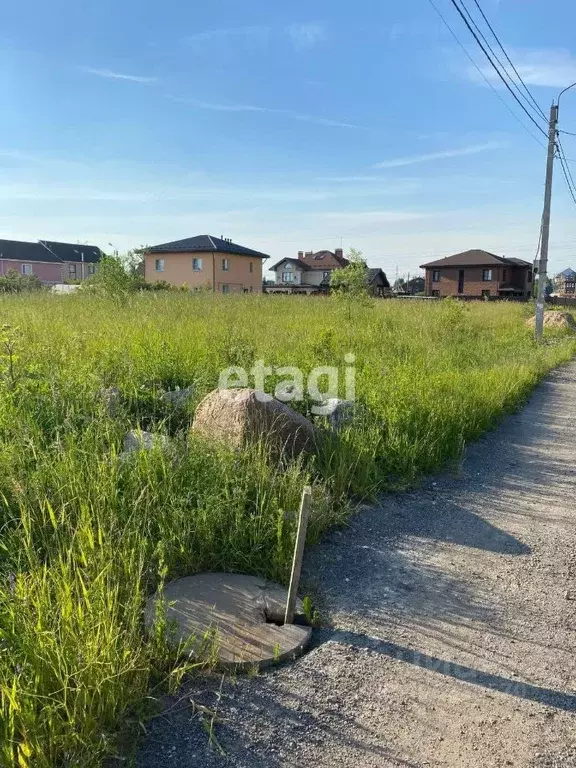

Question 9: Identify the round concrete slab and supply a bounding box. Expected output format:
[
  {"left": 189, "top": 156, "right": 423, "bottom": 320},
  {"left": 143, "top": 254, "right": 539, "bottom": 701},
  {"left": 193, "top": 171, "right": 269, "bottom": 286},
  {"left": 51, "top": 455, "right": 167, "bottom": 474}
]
[{"left": 144, "top": 573, "right": 312, "bottom": 670}]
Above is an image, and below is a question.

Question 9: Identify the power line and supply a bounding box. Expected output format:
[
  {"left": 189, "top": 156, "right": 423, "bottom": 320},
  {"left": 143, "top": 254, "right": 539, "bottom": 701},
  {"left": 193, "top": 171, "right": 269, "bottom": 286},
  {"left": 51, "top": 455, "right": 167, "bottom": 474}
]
[
  {"left": 447, "top": 0, "right": 549, "bottom": 139},
  {"left": 456, "top": 0, "right": 547, "bottom": 126},
  {"left": 469, "top": 0, "right": 547, "bottom": 121},
  {"left": 556, "top": 137, "right": 576, "bottom": 206},
  {"left": 426, "top": 0, "right": 546, "bottom": 149}
]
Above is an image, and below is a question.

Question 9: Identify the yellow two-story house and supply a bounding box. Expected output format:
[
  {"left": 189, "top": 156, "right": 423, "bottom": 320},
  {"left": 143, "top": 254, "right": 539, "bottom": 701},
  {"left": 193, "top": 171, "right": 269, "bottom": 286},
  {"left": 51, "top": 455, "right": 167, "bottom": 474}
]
[{"left": 144, "top": 235, "right": 269, "bottom": 293}]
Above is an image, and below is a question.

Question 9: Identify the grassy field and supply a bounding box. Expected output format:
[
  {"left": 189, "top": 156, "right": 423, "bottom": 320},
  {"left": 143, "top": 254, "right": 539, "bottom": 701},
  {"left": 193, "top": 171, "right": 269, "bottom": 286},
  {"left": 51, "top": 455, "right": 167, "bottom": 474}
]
[{"left": 0, "top": 292, "right": 574, "bottom": 766}]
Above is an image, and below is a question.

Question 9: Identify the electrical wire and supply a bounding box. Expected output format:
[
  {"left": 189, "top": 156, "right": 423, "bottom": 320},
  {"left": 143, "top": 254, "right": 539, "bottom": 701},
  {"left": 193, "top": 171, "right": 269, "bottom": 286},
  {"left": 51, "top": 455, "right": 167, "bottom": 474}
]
[
  {"left": 426, "top": 0, "right": 547, "bottom": 149},
  {"left": 447, "top": 0, "right": 549, "bottom": 139},
  {"left": 456, "top": 0, "right": 547, "bottom": 126},
  {"left": 470, "top": 0, "right": 547, "bottom": 121},
  {"left": 556, "top": 137, "right": 576, "bottom": 206}
]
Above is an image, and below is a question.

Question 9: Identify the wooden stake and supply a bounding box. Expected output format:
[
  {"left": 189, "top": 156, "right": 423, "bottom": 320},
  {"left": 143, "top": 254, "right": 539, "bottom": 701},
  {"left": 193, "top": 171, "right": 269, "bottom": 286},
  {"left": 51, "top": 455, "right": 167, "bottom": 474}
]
[{"left": 284, "top": 486, "right": 312, "bottom": 625}]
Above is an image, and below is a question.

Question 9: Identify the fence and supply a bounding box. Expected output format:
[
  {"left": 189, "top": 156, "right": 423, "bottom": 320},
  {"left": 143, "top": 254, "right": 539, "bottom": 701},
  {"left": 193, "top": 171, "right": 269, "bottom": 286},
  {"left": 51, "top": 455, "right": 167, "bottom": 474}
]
[{"left": 546, "top": 296, "right": 576, "bottom": 309}]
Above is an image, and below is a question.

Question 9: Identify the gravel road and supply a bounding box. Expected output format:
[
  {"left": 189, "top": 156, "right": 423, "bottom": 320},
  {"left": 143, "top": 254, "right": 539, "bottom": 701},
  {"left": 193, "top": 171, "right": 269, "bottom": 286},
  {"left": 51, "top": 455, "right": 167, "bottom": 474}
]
[{"left": 136, "top": 362, "right": 576, "bottom": 768}]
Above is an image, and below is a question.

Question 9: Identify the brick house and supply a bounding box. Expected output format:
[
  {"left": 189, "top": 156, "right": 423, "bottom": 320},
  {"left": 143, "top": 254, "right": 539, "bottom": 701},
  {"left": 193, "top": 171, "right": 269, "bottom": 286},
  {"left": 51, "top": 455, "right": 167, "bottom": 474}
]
[
  {"left": 267, "top": 248, "right": 350, "bottom": 294},
  {"left": 554, "top": 268, "right": 576, "bottom": 297},
  {"left": 0, "top": 238, "right": 102, "bottom": 284},
  {"left": 421, "top": 249, "right": 533, "bottom": 299},
  {"left": 145, "top": 235, "right": 269, "bottom": 293}
]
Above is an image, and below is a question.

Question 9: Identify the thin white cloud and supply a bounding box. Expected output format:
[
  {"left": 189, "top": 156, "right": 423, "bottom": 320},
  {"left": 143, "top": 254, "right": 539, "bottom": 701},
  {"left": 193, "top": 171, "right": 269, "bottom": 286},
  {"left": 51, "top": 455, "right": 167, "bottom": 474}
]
[
  {"left": 169, "top": 95, "right": 358, "bottom": 128},
  {"left": 292, "top": 114, "right": 357, "bottom": 129},
  {"left": 374, "top": 142, "right": 505, "bottom": 169},
  {"left": 186, "top": 26, "right": 270, "bottom": 48},
  {"left": 169, "top": 96, "right": 267, "bottom": 113},
  {"left": 467, "top": 48, "right": 576, "bottom": 89},
  {"left": 82, "top": 68, "right": 159, "bottom": 84},
  {"left": 286, "top": 23, "right": 326, "bottom": 51}
]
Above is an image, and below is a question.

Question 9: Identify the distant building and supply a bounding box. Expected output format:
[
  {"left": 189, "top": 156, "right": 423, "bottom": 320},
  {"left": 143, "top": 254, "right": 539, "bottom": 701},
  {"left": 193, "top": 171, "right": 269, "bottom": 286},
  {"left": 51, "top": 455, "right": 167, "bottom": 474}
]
[
  {"left": 363, "top": 268, "right": 391, "bottom": 297},
  {"left": 144, "top": 235, "right": 269, "bottom": 293},
  {"left": 267, "top": 248, "right": 350, "bottom": 294},
  {"left": 420, "top": 249, "right": 533, "bottom": 299},
  {"left": 554, "top": 268, "right": 576, "bottom": 297},
  {"left": 0, "top": 238, "right": 102, "bottom": 284}
]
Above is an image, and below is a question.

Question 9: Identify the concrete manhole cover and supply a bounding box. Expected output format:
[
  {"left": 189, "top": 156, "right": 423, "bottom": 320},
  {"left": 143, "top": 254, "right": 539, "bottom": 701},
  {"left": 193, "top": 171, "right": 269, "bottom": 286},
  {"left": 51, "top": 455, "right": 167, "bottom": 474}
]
[{"left": 145, "top": 572, "right": 313, "bottom": 670}]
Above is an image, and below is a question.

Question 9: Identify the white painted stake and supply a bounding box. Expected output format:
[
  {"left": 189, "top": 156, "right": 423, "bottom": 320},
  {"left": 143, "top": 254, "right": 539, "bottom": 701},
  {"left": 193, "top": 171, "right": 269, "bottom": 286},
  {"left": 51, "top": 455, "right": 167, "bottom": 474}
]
[{"left": 284, "top": 486, "right": 312, "bottom": 625}]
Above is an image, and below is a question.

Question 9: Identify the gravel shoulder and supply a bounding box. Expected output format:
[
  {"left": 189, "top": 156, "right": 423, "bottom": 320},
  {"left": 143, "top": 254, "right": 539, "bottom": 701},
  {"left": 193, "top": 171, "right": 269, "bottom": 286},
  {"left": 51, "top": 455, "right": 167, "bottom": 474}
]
[{"left": 136, "top": 362, "right": 576, "bottom": 768}]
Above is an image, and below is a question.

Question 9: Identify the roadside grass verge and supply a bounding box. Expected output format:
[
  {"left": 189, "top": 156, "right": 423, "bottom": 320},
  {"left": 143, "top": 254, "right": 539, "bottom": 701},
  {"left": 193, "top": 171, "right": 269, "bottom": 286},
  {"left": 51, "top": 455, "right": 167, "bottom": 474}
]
[{"left": 0, "top": 293, "right": 574, "bottom": 765}]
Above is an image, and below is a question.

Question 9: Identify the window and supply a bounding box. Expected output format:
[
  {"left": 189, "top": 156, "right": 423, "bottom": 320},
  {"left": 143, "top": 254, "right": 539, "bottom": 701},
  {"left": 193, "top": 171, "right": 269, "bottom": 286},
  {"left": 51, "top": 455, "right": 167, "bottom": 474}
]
[
  {"left": 221, "top": 258, "right": 229, "bottom": 272},
  {"left": 192, "top": 258, "right": 203, "bottom": 271},
  {"left": 155, "top": 259, "right": 164, "bottom": 272},
  {"left": 88, "top": 264, "right": 96, "bottom": 275},
  {"left": 69, "top": 264, "right": 77, "bottom": 278},
  {"left": 502, "top": 269, "right": 508, "bottom": 281},
  {"left": 566, "top": 281, "right": 576, "bottom": 294},
  {"left": 222, "top": 284, "right": 229, "bottom": 294},
  {"left": 21, "top": 264, "right": 32, "bottom": 276},
  {"left": 249, "top": 262, "right": 253, "bottom": 273},
  {"left": 431, "top": 289, "right": 440, "bottom": 297},
  {"left": 322, "top": 271, "right": 330, "bottom": 279},
  {"left": 281, "top": 271, "right": 294, "bottom": 283},
  {"left": 432, "top": 270, "right": 440, "bottom": 282},
  {"left": 482, "top": 290, "right": 491, "bottom": 299},
  {"left": 482, "top": 269, "right": 492, "bottom": 281},
  {"left": 527, "top": 269, "right": 533, "bottom": 283}
]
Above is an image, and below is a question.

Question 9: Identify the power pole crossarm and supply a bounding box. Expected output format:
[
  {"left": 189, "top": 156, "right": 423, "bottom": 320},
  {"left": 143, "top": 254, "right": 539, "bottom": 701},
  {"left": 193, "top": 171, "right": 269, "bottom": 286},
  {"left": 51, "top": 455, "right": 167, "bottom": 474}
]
[{"left": 535, "top": 103, "right": 559, "bottom": 341}]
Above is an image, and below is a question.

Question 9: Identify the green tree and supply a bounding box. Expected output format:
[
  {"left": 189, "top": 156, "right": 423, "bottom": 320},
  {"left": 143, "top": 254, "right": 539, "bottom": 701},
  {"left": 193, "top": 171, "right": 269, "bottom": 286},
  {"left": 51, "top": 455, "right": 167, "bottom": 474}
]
[
  {"left": 80, "top": 255, "right": 138, "bottom": 300},
  {"left": 330, "top": 248, "right": 372, "bottom": 320}
]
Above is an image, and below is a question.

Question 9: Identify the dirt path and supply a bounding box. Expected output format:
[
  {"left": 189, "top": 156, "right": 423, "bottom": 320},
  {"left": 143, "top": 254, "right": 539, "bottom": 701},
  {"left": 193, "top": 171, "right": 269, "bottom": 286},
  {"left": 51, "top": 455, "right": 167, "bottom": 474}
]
[{"left": 137, "top": 363, "right": 576, "bottom": 768}]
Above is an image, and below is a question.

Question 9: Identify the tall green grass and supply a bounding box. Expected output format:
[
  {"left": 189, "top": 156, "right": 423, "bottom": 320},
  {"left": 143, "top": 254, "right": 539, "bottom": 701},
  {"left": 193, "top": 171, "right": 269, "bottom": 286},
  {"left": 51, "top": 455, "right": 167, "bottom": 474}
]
[{"left": 0, "top": 293, "right": 574, "bottom": 766}]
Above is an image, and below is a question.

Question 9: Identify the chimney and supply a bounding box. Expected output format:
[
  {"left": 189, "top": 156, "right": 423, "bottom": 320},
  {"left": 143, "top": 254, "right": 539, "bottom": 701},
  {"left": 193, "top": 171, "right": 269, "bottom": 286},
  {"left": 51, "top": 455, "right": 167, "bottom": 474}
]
[
  {"left": 305, "top": 251, "right": 313, "bottom": 258},
  {"left": 335, "top": 248, "right": 343, "bottom": 259},
  {"left": 298, "top": 251, "right": 304, "bottom": 260}
]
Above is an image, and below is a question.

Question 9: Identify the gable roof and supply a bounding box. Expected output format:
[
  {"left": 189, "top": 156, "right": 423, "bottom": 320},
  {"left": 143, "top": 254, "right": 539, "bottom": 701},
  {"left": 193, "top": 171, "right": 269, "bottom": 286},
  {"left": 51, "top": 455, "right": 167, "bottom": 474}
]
[
  {"left": 40, "top": 240, "right": 103, "bottom": 264},
  {"left": 147, "top": 235, "right": 269, "bottom": 259},
  {"left": 0, "top": 238, "right": 62, "bottom": 263},
  {"left": 366, "top": 268, "right": 390, "bottom": 287},
  {"left": 420, "top": 249, "right": 531, "bottom": 269},
  {"left": 299, "top": 250, "right": 350, "bottom": 270},
  {"left": 559, "top": 267, "right": 576, "bottom": 278},
  {"left": 269, "top": 257, "right": 311, "bottom": 271}
]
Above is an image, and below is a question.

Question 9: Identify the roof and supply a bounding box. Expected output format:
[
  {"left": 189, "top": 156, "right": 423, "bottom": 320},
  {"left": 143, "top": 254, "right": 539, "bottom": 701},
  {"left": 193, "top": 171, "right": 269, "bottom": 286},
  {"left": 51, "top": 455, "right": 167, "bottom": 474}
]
[
  {"left": 299, "top": 250, "right": 350, "bottom": 270},
  {"left": 40, "top": 241, "right": 103, "bottom": 264},
  {"left": 559, "top": 267, "right": 576, "bottom": 278},
  {"left": 147, "top": 235, "right": 270, "bottom": 260},
  {"left": 0, "top": 238, "right": 62, "bottom": 263},
  {"left": 420, "top": 249, "right": 531, "bottom": 269},
  {"left": 366, "top": 268, "right": 390, "bottom": 288},
  {"left": 269, "top": 257, "right": 311, "bottom": 271},
  {"left": 320, "top": 266, "right": 390, "bottom": 287}
]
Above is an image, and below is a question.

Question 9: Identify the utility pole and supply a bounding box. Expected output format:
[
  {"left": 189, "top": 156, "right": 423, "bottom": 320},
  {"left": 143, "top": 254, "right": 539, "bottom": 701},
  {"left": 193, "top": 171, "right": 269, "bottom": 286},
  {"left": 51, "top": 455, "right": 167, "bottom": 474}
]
[{"left": 535, "top": 103, "right": 558, "bottom": 341}]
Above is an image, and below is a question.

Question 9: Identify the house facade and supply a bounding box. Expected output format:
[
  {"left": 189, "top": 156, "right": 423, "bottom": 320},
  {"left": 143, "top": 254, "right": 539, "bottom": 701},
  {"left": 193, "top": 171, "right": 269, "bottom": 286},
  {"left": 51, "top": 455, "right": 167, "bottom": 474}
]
[
  {"left": 40, "top": 241, "right": 102, "bottom": 282},
  {"left": 0, "top": 238, "right": 102, "bottom": 284},
  {"left": 145, "top": 235, "right": 269, "bottom": 293},
  {"left": 267, "top": 248, "right": 350, "bottom": 294},
  {"left": 554, "top": 268, "right": 576, "bottom": 297},
  {"left": 421, "top": 249, "right": 533, "bottom": 299}
]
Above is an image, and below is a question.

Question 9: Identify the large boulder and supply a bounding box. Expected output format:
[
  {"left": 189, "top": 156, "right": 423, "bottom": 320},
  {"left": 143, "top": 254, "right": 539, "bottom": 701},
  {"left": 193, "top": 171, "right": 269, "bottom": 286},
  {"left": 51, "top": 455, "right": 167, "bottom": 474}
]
[
  {"left": 192, "top": 388, "right": 318, "bottom": 459},
  {"left": 526, "top": 312, "right": 576, "bottom": 331}
]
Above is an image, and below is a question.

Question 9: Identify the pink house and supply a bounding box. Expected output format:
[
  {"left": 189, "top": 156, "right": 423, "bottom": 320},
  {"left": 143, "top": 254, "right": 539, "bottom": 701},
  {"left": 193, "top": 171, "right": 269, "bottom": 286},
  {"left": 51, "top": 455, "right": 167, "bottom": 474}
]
[{"left": 0, "top": 239, "right": 102, "bottom": 284}]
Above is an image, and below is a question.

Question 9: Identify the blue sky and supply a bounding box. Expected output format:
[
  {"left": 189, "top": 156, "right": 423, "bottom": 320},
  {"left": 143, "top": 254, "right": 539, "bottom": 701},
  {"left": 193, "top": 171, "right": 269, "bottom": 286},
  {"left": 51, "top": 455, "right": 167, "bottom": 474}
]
[{"left": 2, "top": 0, "right": 576, "bottom": 277}]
